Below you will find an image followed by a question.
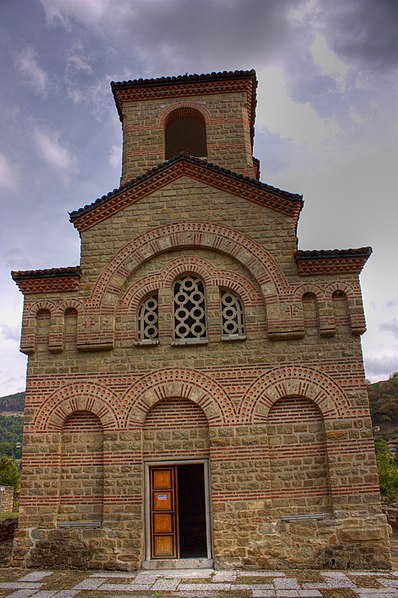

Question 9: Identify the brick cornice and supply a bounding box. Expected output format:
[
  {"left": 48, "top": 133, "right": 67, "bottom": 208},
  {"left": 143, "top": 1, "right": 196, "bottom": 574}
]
[
  {"left": 70, "top": 154, "right": 303, "bottom": 233},
  {"left": 295, "top": 248, "right": 372, "bottom": 276},
  {"left": 11, "top": 267, "right": 81, "bottom": 295}
]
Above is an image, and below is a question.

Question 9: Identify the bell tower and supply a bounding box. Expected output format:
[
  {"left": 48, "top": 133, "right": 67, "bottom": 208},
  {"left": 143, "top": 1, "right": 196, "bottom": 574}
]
[{"left": 111, "top": 70, "right": 258, "bottom": 184}]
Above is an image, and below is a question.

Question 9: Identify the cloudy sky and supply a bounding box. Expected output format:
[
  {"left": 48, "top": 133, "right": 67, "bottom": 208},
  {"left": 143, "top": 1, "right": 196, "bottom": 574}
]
[{"left": 0, "top": 0, "right": 397, "bottom": 395}]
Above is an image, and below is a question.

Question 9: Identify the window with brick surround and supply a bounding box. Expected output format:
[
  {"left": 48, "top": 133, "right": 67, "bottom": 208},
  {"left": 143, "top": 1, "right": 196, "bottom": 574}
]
[
  {"left": 137, "top": 294, "right": 159, "bottom": 342},
  {"left": 173, "top": 275, "right": 207, "bottom": 343},
  {"left": 165, "top": 107, "right": 207, "bottom": 159},
  {"left": 221, "top": 290, "right": 245, "bottom": 340}
]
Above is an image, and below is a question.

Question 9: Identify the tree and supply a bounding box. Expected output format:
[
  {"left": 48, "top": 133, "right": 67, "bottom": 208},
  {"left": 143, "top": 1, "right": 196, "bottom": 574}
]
[
  {"left": 0, "top": 456, "right": 20, "bottom": 491},
  {"left": 375, "top": 439, "right": 398, "bottom": 498}
]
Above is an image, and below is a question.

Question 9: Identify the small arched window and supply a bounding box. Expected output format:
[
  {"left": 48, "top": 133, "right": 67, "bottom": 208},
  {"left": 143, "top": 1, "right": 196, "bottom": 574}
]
[
  {"left": 165, "top": 107, "right": 207, "bottom": 160},
  {"left": 221, "top": 290, "right": 245, "bottom": 339},
  {"left": 173, "top": 275, "right": 207, "bottom": 342},
  {"left": 137, "top": 294, "right": 159, "bottom": 342}
]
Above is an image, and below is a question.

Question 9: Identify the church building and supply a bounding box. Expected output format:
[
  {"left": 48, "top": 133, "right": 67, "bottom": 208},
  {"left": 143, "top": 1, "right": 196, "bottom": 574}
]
[{"left": 12, "top": 70, "right": 390, "bottom": 570}]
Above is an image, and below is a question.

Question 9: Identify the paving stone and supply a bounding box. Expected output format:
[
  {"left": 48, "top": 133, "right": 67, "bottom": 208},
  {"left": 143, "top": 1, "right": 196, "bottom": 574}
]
[
  {"left": 355, "top": 589, "right": 398, "bottom": 595},
  {"left": 151, "top": 578, "right": 180, "bottom": 591},
  {"left": 6, "top": 591, "right": 40, "bottom": 598},
  {"left": 72, "top": 578, "right": 104, "bottom": 590},
  {"left": 241, "top": 571, "right": 286, "bottom": 577},
  {"left": 212, "top": 571, "right": 237, "bottom": 582},
  {"left": 18, "top": 573, "right": 54, "bottom": 582},
  {"left": 130, "top": 573, "right": 159, "bottom": 584},
  {"left": 252, "top": 591, "right": 276, "bottom": 598},
  {"left": 179, "top": 582, "right": 231, "bottom": 591},
  {"left": 99, "top": 583, "right": 152, "bottom": 591},
  {"left": 297, "top": 591, "right": 321, "bottom": 597},
  {"left": 89, "top": 572, "right": 135, "bottom": 578},
  {"left": 275, "top": 591, "right": 300, "bottom": 597},
  {"left": 0, "top": 583, "right": 44, "bottom": 590},
  {"left": 232, "top": 584, "right": 274, "bottom": 590},
  {"left": 52, "top": 592, "right": 79, "bottom": 598},
  {"left": 31, "top": 592, "right": 57, "bottom": 598},
  {"left": 379, "top": 579, "right": 398, "bottom": 588},
  {"left": 273, "top": 578, "right": 300, "bottom": 589}
]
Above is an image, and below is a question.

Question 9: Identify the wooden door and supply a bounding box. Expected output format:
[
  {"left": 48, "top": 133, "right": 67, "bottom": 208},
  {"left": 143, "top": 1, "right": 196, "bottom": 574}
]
[{"left": 150, "top": 466, "right": 178, "bottom": 558}]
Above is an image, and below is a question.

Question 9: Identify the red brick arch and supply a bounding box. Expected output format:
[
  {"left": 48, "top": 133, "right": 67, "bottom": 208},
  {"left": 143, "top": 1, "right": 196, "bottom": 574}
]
[
  {"left": 28, "top": 300, "right": 57, "bottom": 317},
  {"left": 158, "top": 102, "right": 212, "bottom": 129},
  {"left": 122, "top": 368, "right": 236, "bottom": 427},
  {"left": 89, "top": 222, "right": 288, "bottom": 309},
  {"left": 32, "top": 382, "right": 120, "bottom": 431},
  {"left": 239, "top": 365, "right": 350, "bottom": 423}
]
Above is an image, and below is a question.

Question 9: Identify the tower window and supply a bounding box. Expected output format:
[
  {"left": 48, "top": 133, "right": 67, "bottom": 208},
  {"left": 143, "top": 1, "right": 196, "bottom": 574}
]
[
  {"left": 165, "top": 108, "right": 207, "bottom": 160},
  {"left": 173, "top": 275, "right": 207, "bottom": 342},
  {"left": 221, "top": 290, "right": 245, "bottom": 339},
  {"left": 137, "top": 294, "right": 159, "bottom": 342}
]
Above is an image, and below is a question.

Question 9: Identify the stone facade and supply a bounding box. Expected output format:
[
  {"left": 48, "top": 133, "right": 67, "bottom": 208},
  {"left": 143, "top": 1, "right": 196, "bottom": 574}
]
[
  {"left": 11, "top": 70, "right": 390, "bottom": 570},
  {"left": 0, "top": 485, "right": 14, "bottom": 513}
]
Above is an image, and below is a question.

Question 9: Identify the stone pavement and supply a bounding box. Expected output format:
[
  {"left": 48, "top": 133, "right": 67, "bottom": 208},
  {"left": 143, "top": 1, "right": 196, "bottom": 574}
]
[{"left": 2, "top": 567, "right": 398, "bottom": 597}]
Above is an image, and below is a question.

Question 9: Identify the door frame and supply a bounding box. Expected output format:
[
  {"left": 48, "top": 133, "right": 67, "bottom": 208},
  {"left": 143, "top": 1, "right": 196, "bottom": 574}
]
[{"left": 144, "top": 459, "right": 212, "bottom": 562}]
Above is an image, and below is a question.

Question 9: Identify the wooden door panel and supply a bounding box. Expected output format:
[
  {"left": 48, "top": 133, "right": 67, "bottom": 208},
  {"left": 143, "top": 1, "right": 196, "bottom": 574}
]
[
  {"left": 153, "top": 513, "right": 173, "bottom": 533},
  {"left": 154, "top": 535, "right": 174, "bottom": 557},
  {"left": 150, "top": 466, "right": 178, "bottom": 559},
  {"left": 153, "top": 469, "right": 172, "bottom": 489},
  {"left": 153, "top": 491, "right": 172, "bottom": 510}
]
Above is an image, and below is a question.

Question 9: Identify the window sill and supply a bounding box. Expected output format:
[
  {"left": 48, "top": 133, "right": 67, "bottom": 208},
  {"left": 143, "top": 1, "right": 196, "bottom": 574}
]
[
  {"left": 171, "top": 338, "right": 208, "bottom": 346},
  {"left": 221, "top": 334, "right": 246, "bottom": 342},
  {"left": 134, "top": 339, "right": 160, "bottom": 346}
]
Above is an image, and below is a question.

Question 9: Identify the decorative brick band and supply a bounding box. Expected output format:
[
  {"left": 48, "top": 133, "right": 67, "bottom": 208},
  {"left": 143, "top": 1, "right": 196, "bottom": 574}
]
[
  {"left": 89, "top": 221, "right": 287, "bottom": 309},
  {"left": 118, "top": 255, "right": 261, "bottom": 313},
  {"left": 31, "top": 382, "right": 121, "bottom": 431},
  {"left": 239, "top": 365, "right": 350, "bottom": 422},
  {"left": 122, "top": 368, "right": 236, "bottom": 426}
]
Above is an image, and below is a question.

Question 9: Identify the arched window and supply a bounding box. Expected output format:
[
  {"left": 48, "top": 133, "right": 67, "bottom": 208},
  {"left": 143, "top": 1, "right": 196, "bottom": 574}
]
[
  {"left": 221, "top": 290, "right": 245, "bottom": 339},
  {"left": 173, "top": 275, "right": 207, "bottom": 342},
  {"left": 165, "top": 108, "right": 207, "bottom": 160},
  {"left": 137, "top": 294, "right": 159, "bottom": 342}
]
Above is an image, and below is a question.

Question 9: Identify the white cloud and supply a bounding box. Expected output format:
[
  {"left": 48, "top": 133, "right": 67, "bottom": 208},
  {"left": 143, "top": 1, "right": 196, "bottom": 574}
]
[
  {"left": 0, "top": 324, "right": 20, "bottom": 343},
  {"left": 311, "top": 33, "right": 349, "bottom": 92},
  {"left": 109, "top": 144, "right": 121, "bottom": 169},
  {"left": 40, "top": 0, "right": 107, "bottom": 29},
  {"left": 256, "top": 68, "right": 341, "bottom": 146},
  {"left": 365, "top": 349, "right": 398, "bottom": 382},
  {"left": 15, "top": 46, "right": 49, "bottom": 96},
  {"left": 0, "top": 154, "right": 18, "bottom": 190},
  {"left": 379, "top": 319, "right": 398, "bottom": 339},
  {"left": 33, "top": 129, "right": 77, "bottom": 175}
]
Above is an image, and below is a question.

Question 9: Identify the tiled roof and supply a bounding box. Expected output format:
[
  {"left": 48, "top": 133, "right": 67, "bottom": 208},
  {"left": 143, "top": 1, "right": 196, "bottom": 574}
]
[
  {"left": 295, "top": 247, "right": 372, "bottom": 276},
  {"left": 70, "top": 152, "right": 302, "bottom": 220},
  {"left": 111, "top": 69, "right": 257, "bottom": 90},
  {"left": 11, "top": 266, "right": 81, "bottom": 280},
  {"left": 295, "top": 248, "right": 372, "bottom": 260}
]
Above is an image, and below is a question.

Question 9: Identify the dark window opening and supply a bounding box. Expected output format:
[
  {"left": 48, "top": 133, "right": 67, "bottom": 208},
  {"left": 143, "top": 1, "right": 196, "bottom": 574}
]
[{"left": 165, "top": 109, "right": 207, "bottom": 159}]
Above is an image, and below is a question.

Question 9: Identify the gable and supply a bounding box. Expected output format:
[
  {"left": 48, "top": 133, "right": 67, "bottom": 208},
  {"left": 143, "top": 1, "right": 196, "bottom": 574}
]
[{"left": 70, "top": 154, "right": 303, "bottom": 233}]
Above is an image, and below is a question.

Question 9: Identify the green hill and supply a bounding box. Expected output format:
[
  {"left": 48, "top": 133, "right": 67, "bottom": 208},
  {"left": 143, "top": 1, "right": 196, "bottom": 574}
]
[{"left": 0, "top": 391, "right": 25, "bottom": 414}]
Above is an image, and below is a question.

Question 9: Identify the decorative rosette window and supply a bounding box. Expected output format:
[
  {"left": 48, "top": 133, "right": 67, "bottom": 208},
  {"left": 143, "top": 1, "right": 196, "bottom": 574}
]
[
  {"left": 221, "top": 290, "right": 245, "bottom": 340},
  {"left": 137, "top": 294, "right": 159, "bottom": 343},
  {"left": 173, "top": 275, "right": 207, "bottom": 343}
]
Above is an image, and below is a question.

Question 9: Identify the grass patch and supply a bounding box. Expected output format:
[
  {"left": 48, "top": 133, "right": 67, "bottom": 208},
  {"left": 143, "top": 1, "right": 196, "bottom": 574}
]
[{"left": 0, "top": 512, "right": 18, "bottom": 520}]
